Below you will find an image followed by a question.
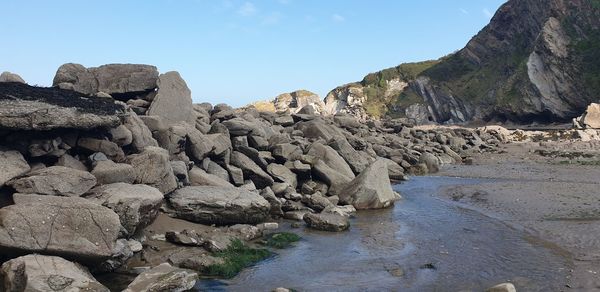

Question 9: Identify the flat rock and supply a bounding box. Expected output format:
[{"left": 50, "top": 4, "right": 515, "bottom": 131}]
[
  {"left": 8, "top": 166, "right": 96, "bottom": 197},
  {"left": 91, "top": 160, "right": 136, "bottom": 185},
  {"left": 0, "top": 151, "right": 30, "bottom": 187},
  {"left": 189, "top": 167, "right": 234, "bottom": 188},
  {"left": 0, "top": 254, "right": 109, "bottom": 292},
  {"left": 168, "top": 186, "right": 270, "bottom": 225},
  {"left": 303, "top": 212, "right": 350, "bottom": 232},
  {"left": 147, "top": 71, "right": 193, "bottom": 125},
  {"left": 86, "top": 183, "right": 164, "bottom": 235},
  {"left": 123, "top": 263, "right": 197, "bottom": 292},
  {"left": 0, "top": 194, "right": 121, "bottom": 263}
]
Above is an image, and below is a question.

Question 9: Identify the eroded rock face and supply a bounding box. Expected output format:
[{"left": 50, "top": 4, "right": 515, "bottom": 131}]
[
  {"left": 339, "top": 159, "right": 400, "bottom": 209},
  {"left": 53, "top": 63, "right": 159, "bottom": 95},
  {"left": 0, "top": 82, "right": 125, "bottom": 130},
  {"left": 86, "top": 183, "right": 164, "bottom": 236},
  {"left": 0, "top": 194, "right": 121, "bottom": 263},
  {"left": 147, "top": 71, "right": 194, "bottom": 125},
  {"left": 0, "top": 151, "right": 30, "bottom": 187},
  {"left": 0, "top": 254, "right": 109, "bottom": 292},
  {"left": 8, "top": 166, "right": 96, "bottom": 197},
  {"left": 168, "top": 186, "right": 270, "bottom": 225},
  {"left": 123, "top": 263, "right": 197, "bottom": 292}
]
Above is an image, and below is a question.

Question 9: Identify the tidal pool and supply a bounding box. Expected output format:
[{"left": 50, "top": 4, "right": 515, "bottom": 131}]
[{"left": 197, "top": 176, "right": 570, "bottom": 291}]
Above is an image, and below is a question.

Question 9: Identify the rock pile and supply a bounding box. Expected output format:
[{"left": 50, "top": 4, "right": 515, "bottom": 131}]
[{"left": 0, "top": 63, "right": 503, "bottom": 289}]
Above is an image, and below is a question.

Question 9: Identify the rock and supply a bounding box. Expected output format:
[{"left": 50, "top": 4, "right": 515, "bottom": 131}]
[
  {"left": 91, "top": 160, "right": 136, "bottom": 185},
  {"left": 381, "top": 158, "right": 407, "bottom": 181},
  {"left": 109, "top": 125, "right": 133, "bottom": 147},
  {"left": 170, "top": 160, "right": 190, "bottom": 185},
  {"left": 301, "top": 193, "right": 334, "bottom": 212},
  {"left": 260, "top": 187, "right": 284, "bottom": 217},
  {"left": 303, "top": 212, "right": 350, "bottom": 232},
  {"left": 168, "top": 186, "right": 270, "bottom": 225},
  {"left": 86, "top": 183, "right": 163, "bottom": 236},
  {"left": 273, "top": 288, "right": 292, "bottom": 292},
  {"left": 0, "top": 194, "right": 121, "bottom": 263},
  {"left": 227, "top": 165, "right": 245, "bottom": 186},
  {"left": 77, "top": 137, "right": 125, "bottom": 162},
  {"left": 222, "top": 118, "right": 262, "bottom": 136},
  {"left": 168, "top": 248, "right": 225, "bottom": 273},
  {"left": 284, "top": 210, "right": 311, "bottom": 221},
  {"left": 307, "top": 143, "right": 355, "bottom": 179},
  {"left": 0, "top": 151, "right": 30, "bottom": 187},
  {"left": 323, "top": 205, "right": 357, "bottom": 217},
  {"left": 419, "top": 152, "right": 440, "bottom": 173},
  {"left": 123, "top": 263, "right": 197, "bottom": 292},
  {"left": 186, "top": 127, "right": 214, "bottom": 161},
  {"left": 230, "top": 151, "right": 274, "bottom": 189},
  {"left": 0, "top": 71, "right": 26, "bottom": 83},
  {"left": 189, "top": 167, "right": 234, "bottom": 188},
  {"left": 295, "top": 119, "right": 343, "bottom": 141},
  {"left": 147, "top": 71, "right": 194, "bottom": 125},
  {"left": 124, "top": 110, "right": 159, "bottom": 152},
  {"left": 274, "top": 115, "right": 294, "bottom": 126},
  {"left": 56, "top": 154, "right": 87, "bottom": 171},
  {"left": 0, "top": 254, "right": 109, "bottom": 292},
  {"left": 581, "top": 103, "right": 600, "bottom": 129},
  {"left": 0, "top": 82, "right": 126, "bottom": 130},
  {"left": 311, "top": 160, "right": 353, "bottom": 197},
  {"left": 53, "top": 63, "right": 158, "bottom": 95},
  {"left": 271, "top": 143, "right": 303, "bottom": 162},
  {"left": 339, "top": 159, "right": 400, "bottom": 209},
  {"left": 267, "top": 163, "right": 298, "bottom": 189},
  {"left": 128, "top": 146, "right": 178, "bottom": 194},
  {"left": 8, "top": 166, "right": 96, "bottom": 197},
  {"left": 328, "top": 138, "right": 371, "bottom": 174},
  {"left": 485, "top": 283, "right": 517, "bottom": 292}
]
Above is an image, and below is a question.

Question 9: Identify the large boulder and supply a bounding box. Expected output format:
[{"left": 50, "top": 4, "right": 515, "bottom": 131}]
[
  {"left": 328, "top": 139, "right": 371, "bottom": 174},
  {"left": 580, "top": 103, "right": 600, "bottom": 129},
  {"left": 222, "top": 118, "right": 264, "bottom": 136},
  {"left": 295, "top": 119, "right": 344, "bottom": 141},
  {"left": 52, "top": 63, "right": 158, "bottom": 95},
  {"left": 91, "top": 160, "right": 136, "bottom": 185},
  {"left": 86, "top": 183, "right": 163, "bottom": 236},
  {"left": 0, "top": 254, "right": 109, "bottom": 292},
  {"left": 168, "top": 186, "right": 270, "bottom": 225},
  {"left": 307, "top": 143, "right": 355, "bottom": 179},
  {"left": 77, "top": 137, "right": 125, "bottom": 162},
  {"left": 0, "top": 82, "right": 125, "bottom": 130},
  {"left": 0, "top": 194, "right": 121, "bottom": 263},
  {"left": 123, "top": 110, "right": 159, "bottom": 152},
  {"left": 0, "top": 71, "right": 26, "bottom": 83},
  {"left": 0, "top": 151, "right": 30, "bottom": 187},
  {"left": 8, "top": 166, "right": 96, "bottom": 197},
  {"left": 339, "top": 159, "right": 400, "bottom": 209},
  {"left": 311, "top": 160, "right": 352, "bottom": 197},
  {"left": 188, "top": 167, "right": 234, "bottom": 188},
  {"left": 267, "top": 163, "right": 297, "bottom": 189},
  {"left": 123, "top": 263, "right": 197, "bottom": 292},
  {"left": 230, "top": 151, "right": 274, "bottom": 189},
  {"left": 303, "top": 212, "right": 350, "bottom": 232},
  {"left": 128, "top": 147, "right": 178, "bottom": 194},
  {"left": 147, "top": 71, "right": 193, "bottom": 125}
]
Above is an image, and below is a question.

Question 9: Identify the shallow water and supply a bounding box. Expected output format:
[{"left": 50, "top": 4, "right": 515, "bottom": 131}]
[{"left": 197, "top": 176, "right": 571, "bottom": 292}]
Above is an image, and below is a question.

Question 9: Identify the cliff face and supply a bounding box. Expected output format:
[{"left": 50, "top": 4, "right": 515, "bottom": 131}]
[{"left": 325, "top": 0, "right": 600, "bottom": 123}]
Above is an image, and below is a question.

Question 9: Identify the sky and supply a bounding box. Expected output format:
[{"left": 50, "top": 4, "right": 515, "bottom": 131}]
[{"left": 0, "top": 0, "right": 506, "bottom": 107}]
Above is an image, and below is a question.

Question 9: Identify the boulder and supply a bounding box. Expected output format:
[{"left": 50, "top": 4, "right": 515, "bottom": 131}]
[
  {"left": 230, "top": 151, "right": 274, "bottom": 189},
  {"left": 147, "top": 71, "right": 194, "bottom": 125},
  {"left": 295, "top": 119, "right": 343, "bottom": 141},
  {"left": 168, "top": 249, "right": 225, "bottom": 273},
  {"left": 222, "top": 118, "right": 263, "bottom": 136},
  {"left": 128, "top": 146, "right": 178, "bottom": 194},
  {"left": 0, "top": 71, "right": 26, "bottom": 83},
  {"left": 86, "top": 183, "right": 164, "bottom": 235},
  {"left": 339, "top": 159, "right": 400, "bottom": 209},
  {"left": 168, "top": 186, "right": 270, "bottom": 225},
  {"left": 307, "top": 143, "right": 355, "bottom": 179},
  {"left": 271, "top": 143, "right": 303, "bottom": 162},
  {"left": 91, "top": 160, "right": 136, "bottom": 185},
  {"left": 8, "top": 166, "right": 96, "bottom": 197},
  {"left": 328, "top": 138, "right": 371, "bottom": 174},
  {"left": 123, "top": 110, "right": 159, "bottom": 152},
  {"left": 267, "top": 163, "right": 298, "bottom": 189},
  {"left": 56, "top": 154, "right": 87, "bottom": 171},
  {"left": 303, "top": 213, "right": 350, "bottom": 232},
  {"left": 0, "top": 151, "right": 30, "bottom": 187},
  {"left": 53, "top": 63, "right": 158, "bottom": 95},
  {"left": 77, "top": 137, "right": 125, "bottom": 162},
  {"left": 123, "top": 263, "right": 197, "bottom": 292},
  {"left": 260, "top": 187, "right": 284, "bottom": 217},
  {"left": 189, "top": 167, "right": 234, "bottom": 188},
  {"left": 0, "top": 82, "right": 125, "bottom": 130},
  {"left": 186, "top": 127, "right": 214, "bottom": 161},
  {"left": 0, "top": 254, "right": 109, "bottom": 292},
  {"left": 311, "top": 160, "right": 352, "bottom": 197},
  {"left": 109, "top": 125, "right": 133, "bottom": 147},
  {"left": 419, "top": 152, "right": 440, "bottom": 173},
  {"left": 581, "top": 103, "right": 600, "bottom": 129},
  {"left": 0, "top": 194, "right": 121, "bottom": 263}
]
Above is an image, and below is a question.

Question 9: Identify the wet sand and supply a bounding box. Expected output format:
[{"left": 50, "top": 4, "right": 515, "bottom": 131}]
[{"left": 438, "top": 141, "right": 600, "bottom": 291}]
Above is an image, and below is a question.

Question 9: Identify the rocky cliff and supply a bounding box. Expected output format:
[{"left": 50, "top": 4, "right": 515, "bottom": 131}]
[{"left": 325, "top": 0, "right": 600, "bottom": 124}]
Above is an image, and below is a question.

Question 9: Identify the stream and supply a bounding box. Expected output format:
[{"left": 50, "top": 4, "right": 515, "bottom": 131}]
[{"left": 196, "top": 176, "right": 571, "bottom": 291}]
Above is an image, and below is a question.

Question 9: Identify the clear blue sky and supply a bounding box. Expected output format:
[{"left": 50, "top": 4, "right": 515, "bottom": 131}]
[{"left": 0, "top": 0, "right": 506, "bottom": 107}]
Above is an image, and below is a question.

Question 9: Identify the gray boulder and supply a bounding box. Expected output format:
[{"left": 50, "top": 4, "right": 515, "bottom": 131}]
[
  {"left": 168, "top": 186, "right": 270, "bottom": 225},
  {"left": 128, "top": 147, "right": 178, "bottom": 194},
  {"left": 189, "top": 167, "right": 234, "bottom": 188},
  {"left": 0, "top": 71, "right": 26, "bottom": 83},
  {"left": 147, "top": 71, "right": 194, "bottom": 125},
  {"left": 311, "top": 160, "right": 352, "bottom": 197},
  {"left": 295, "top": 119, "right": 343, "bottom": 141},
  {"left": 329, "top": 138, "right": 371, "bottom": 174},
  {"left": 53, "top": 63, "right": 158, "bottom": 95},
  {"left": 267, "top": 163, "right": 298, "bottom": 189},
  {"left": 0, "top": 194, "right": 121, "bottom": 262},
  {"left": 419, "top": 152, "right": 440, "bottom": 173},
  {"left": 307, "top": 143, "right": 355, "bottom": 179},
  {"left": 0, "top": 151, "right": 30, "bottom": 187},
  {"left": 123, "top": 110, "right": 159, "bottom": 152},
  {"left": 77, "top": 137, "right": 125, "bottom": 162},
  {"left": 222, "top": 118, "right": 263, "bottom": 136},
  {"left": 303, "top": 213, "right": 349, "bottom": 232},
  {"left": 86, "top": 183, "right": 164, "bottom": 236},
  {"left": 8, "top": 166, "right": 96, "bottom": 197},
  {"left": 91, "top": 160, "right": 136, "bottom": 185},
  {"left": 56, "top": 154, "right": 87, "bottom": 171},
  {"left": 123, "top": 263, "right": 197, "bottom": 292},
  {"left": 339, "top": 159, "right": 400, "bottom": 209},
  {"left": 0, "top": 254, "right": 109, "bottom": 292},
  {"left": 230, "top": 151, "right": 274, "bottom": 189}
]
